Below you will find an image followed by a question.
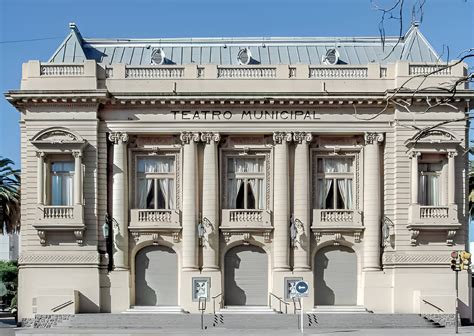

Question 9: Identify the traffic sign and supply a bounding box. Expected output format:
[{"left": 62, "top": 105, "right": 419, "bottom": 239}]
[{"left": 294, "top": 281, "right": 309, "bottom": 297}]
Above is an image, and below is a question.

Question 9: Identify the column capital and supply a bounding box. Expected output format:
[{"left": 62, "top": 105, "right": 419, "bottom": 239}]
[
  {"left": 447, "top": 150, "right": 458, "bottom": 158},
  {"left": 293, "top": 132, "right": 312, "bottom": 144},
  {"left": 273, "top": 132, "right": 292, "bottom": 145},
  {"left": 408, "top": 150, "right": 421, "bottom": 159},
  {"left": 35, "top": 151, "right": 45, "bottom": 158},
  {"left": 108, "top": 132, "right": 129, "bottom": 144},
  {"left": 72, "top": 150, "right": 82, "bottom": 158},
  {"left": 180, "top": 132, "right": 200, "bottom": 145},
  {"left": 364, "top": 132, "right": 384, "bottom": 145},
  {"left": 201, "top": 132, "right": 221, "bottom": 144}
]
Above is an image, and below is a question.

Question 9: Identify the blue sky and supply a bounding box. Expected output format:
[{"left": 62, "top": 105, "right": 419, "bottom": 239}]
[{"left": 0, "top": 0, "right": 473, "bottom": 233}]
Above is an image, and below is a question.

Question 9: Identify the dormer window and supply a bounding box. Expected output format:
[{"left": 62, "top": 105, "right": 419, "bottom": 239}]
[{"left": 237, "top": 48, "right": 252, "bottom": 65}]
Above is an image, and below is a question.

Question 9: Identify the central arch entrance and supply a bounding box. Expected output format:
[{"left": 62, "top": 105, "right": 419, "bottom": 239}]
[
  {"left": 314, "top": 245, "right": 357, "bottom": 306},
  {"left": 135, "top": 245, "right": 178, "bottom": 306},
  {"left": 224, "top": 245, "right": 268, "bottom": 306}
]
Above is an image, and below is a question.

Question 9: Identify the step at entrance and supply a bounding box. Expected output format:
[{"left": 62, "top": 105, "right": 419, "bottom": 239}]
[
  {"left": 312, "top": 305, "right": 370, "bottom": 313},
  {"left": 124, "top": 306, "right": 187, "bottom": 314},
  {"left": 218, "top": 306, "right": 279, "bottom": 314}
]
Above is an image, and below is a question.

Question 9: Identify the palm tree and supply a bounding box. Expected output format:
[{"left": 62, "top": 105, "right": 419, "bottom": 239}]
[
  {"left": 0, "top": 158, "right": 20, "bottom": 234},
  {"left": 470, "top": 160, "right": 474, "bottom": 219}
]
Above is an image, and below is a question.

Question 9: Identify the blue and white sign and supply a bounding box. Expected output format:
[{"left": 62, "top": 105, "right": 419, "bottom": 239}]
[{"left": 294, "top": 281, "right": 309, "bottom": 297}]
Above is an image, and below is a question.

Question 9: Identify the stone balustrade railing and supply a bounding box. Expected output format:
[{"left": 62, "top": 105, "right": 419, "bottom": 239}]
[
  {"left": 217, "top": 67, "right": 277, "bottom": 79},
  {"left": 40, "top": 65, "right": 84, "bottom": 76},
  {"left": 27, "top": 61, "right": 464, "bottom": 82},
  {"left": 312, "top": 209, "right": 363, "bottom": 227},
  {"left": 137, "top": 209, "right": 173, "bottom": 222},
  {"left": 420, "top": 206, "right": 449, "bottom": 219},
  {"left": 319, "top": 210, "right": 354, "bottom": 222},
  {"left": 129, "top": 209, "right": 180, "bottom": 228},
  {"left": 125, "top": 67, "right": 184, "bottom": 79},
  {"left": 221, "top": 209, "right": 272, "bottom": 228},
  {"left": 409, "top": 65, "right": 452, "bottom": 76},
  {"left": 43, "top": 206, "right": 75, "bottom": 219},
  {"left": 309, "top": 67, "right": 368, "bottom": 79}
]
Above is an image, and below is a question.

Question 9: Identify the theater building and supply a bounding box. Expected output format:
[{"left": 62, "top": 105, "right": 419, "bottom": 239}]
[{"left": 5, "top": 23, "right": 473, "bottom": 321}]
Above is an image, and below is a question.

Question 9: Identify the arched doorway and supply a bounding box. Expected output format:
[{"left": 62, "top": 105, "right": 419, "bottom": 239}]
[
  {"left": 314, "top": 245, "right": 357, "bottom": 305},
  {"left": 224, "top": 245, "right": 268, "bottom": 306},
  {"left": 135, "top": 245, "right": 178, "bottom": 306}
]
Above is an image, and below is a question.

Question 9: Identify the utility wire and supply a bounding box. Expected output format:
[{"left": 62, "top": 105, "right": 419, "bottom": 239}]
[{"left": 0, "top": 37, "right": 63, "bottom": 44}]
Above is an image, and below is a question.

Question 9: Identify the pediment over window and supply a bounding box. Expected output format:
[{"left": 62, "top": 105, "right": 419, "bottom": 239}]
[
  {"left": 405, "top": 128, "right": 461, "bottom": 146},
  {"left": 31, "top": 127, "right": 86, "bottom": 150}
]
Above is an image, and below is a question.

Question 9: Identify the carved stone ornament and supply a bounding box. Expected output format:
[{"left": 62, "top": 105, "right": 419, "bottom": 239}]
[
  {"left": 364, "top": 132, "right": 384, "bottom": 145},
  {"left": 108, "top": 132, "right": 129, "bottom": 144},
  {"left": 408, "top": 151, "right": 421, "bottom": 159},
  {"left": 180, "top": 132, "right": 200, "bottom": 145},
  {"left": 409, "top": 229, "right": 420, "bottom": 246},
  {"left": 35, "top": 129, "right": 77, "bottom": 143},
  {"left": 201, "top": 132, "right": 221, "bottom": 144},
  {"left": 293, "top": 132, "right": 313, "bottom": 144},
  {"left": 273, "top": 132, "right": 292, "bottom": 145},
  {"left": 447, "top": 151, "right": 458, "bottom": 159},
  {"left": 72, "top": 150, "right": 82, "bottom": 158}
]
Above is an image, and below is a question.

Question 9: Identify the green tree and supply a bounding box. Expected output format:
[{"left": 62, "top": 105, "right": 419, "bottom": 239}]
[{"left": 0, "top": 158, "right": 20, "bottom": 234}]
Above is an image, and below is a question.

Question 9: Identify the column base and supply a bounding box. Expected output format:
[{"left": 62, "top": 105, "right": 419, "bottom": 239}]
[
  {"left": 293, "top": 266, "right": 311, "bottom": 272},
  {"left": 273, "top": 266, "right": 291, "bottom": 272},
  {"left": 363, "top": 267, "right": 381, "bottom": 272},
  {"left": 182, "top": 266, "right": 199, "bottom": 272},
  {"left": 202, "top": 266, "right": 220, "bottom": 272}
]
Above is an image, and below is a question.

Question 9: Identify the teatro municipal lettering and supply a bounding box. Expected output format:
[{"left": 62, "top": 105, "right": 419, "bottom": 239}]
[{"left": 171, "top": 110, "right": 321, "bottom": 121}]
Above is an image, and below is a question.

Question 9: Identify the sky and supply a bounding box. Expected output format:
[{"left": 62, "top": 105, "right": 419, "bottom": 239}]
[{"left": 0, "top": 0, "right": 473, "bottom": 234}]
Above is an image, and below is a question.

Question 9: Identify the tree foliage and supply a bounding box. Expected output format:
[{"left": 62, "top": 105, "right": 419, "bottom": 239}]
[{"left": 0, "top": 157, "right": 21, "bottom": 234}]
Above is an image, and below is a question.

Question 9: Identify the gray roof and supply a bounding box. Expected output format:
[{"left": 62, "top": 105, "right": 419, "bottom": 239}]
[{"left": 49, "top": 23, "right": 440, "bottom": 66}]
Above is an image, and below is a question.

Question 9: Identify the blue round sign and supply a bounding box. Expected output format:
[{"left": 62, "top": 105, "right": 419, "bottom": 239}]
[{"left": 295, "top": 281, "right": 309, "bottom": 294}]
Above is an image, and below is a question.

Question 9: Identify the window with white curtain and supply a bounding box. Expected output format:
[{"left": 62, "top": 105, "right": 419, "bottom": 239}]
[
  {"left": 50, "top": 161, "right": 74, "bottom": 206},
  {"left": 316, "top": 157, "right": 354, "bottom": 210},
  {"left": 227, "top": 157, "right": 265, "bottom": 209},
  {"left": 418, "top": 162, "right": 442, "bottom": 206},
  {"left": 136, "top": 156, "right": 175, "bottom": 209}
]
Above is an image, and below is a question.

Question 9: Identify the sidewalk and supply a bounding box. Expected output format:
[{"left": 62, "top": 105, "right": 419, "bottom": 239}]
[{"left": 10, "top": 326, "right": 474, "bottom": 336}]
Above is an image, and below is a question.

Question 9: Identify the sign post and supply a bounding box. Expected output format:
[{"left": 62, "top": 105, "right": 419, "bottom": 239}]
[{"left": 293, "top": 281, "right": 309, "bottom": 334}]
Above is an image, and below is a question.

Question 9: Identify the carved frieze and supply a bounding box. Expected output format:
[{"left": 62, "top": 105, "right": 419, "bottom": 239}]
[
  {"left": 383, "top": 253, "right": 451, "bottom": 265},
  {"left": 18, "top": 253, "right": 100, "bottom": 265}
]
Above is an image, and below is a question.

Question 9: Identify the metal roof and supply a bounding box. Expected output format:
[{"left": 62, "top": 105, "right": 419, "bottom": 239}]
[{"left": 49, "top": 23, "right": 440, "bottom": 66}]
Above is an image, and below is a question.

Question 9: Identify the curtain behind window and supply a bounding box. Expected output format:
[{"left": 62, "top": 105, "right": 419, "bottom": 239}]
[{"left": 51, "top": 162, "right": 74, "bottom": 206}]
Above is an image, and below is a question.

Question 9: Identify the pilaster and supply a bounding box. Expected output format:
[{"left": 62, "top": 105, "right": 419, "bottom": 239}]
[
  {"left": 272, "top": 131, "right": 292, "bottom": 271},
  {"left": 201, "top": 132, "right": 221, "bottom": 271},
  {"left": 109, "top": 131, "right": 129, "bottom": 270},
  {"left": 180, "top": 132, "right": 200, "bottom": 271},
  {"left": 292, "top": 132, "right": 312, "bottom": 271},
  {"left": 363, "top": 132, "right": 384, "bottom": 271}
]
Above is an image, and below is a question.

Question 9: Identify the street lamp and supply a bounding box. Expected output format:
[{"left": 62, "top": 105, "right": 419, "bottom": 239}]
[{"left": 103, "top": 214, "right": 111, "bottom": 240}]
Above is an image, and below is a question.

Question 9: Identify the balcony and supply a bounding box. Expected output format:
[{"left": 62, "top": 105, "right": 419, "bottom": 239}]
[
  {"left": 407, "top": 204, "right": 461, "bottom": 246},
  {"left": 220, "top": 209, "right": 272, "bottom": 242},
  {"left": 311, "top": 209, "right": 364, "bottom": 244},
  {"left": 130, "top": 209, "right": 180, "bottom": 230},
  {"left": 34, "top": 205, "right": 85, "bottom": 246}
]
